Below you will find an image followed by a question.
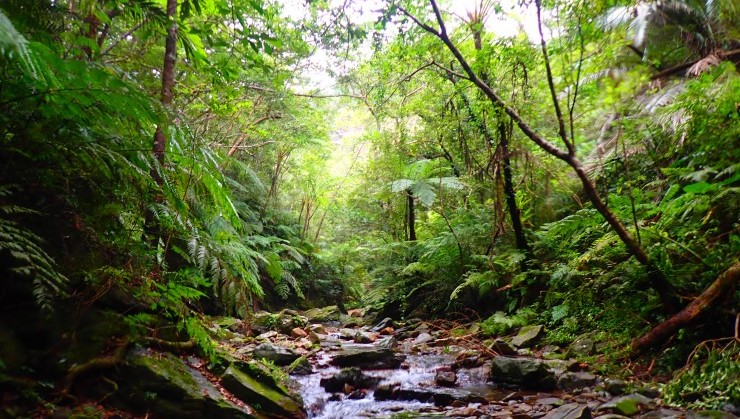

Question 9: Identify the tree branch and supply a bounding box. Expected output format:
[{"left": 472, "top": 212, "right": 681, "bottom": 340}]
[{"left": 535, "top": 0, "right": 572, "bottom": 155}]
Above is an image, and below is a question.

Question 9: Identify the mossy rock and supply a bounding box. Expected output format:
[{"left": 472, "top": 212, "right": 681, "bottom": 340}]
[
  {"left": 221, "top": 365, "right": 306, "bottom": 419},
  {"left": 304, "top": 306, "right": 341, "bottom": 323},
  {"left": 113, "top": 347, "right": 254, "bottom": 418}
]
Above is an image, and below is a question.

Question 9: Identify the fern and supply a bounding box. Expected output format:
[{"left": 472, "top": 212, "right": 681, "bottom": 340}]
[{"left": 0, "top": 185, "right": 67, "bottom": 311}]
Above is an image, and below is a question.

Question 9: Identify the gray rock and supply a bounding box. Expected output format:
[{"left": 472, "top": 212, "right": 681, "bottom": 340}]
[
  {"left": 491, "top": 338, "right": 518, "bottom": 355},
  {"left": 568, "top": 335, "right": 595, "bottom": 357},
  {"left": 221, "top": 365, "right": 306, "bottom": 419},
  {"left": 252, "top": 343, "right": 300, "bottom": 366},
  {"left": 558, "top": 372, "right": 597, "bottom": 390},
  {"left": 286, "top": 356, "right": 312, "bottom": 376},
  {"left": 604, "top": 379, "right": 628, "bottom": 395},
  {"left": 637, "top": 409, "right": 684, "bottom": 419},
  {"left": 435, "top": 370, "right": 457, "bottom": 387},
  {"left": 353, "top": 331, "right": 375, "bottom": 343},
  {"left": 330, "top": 344, "right": 405, "bottom": 369},
  {"left": 371, "top": 317, "right": 396, "bottom": 332},
  {"left": 543, "top": 403, "right": 591, "bottom": 419},
  {"left": 304, "top": 306, "right": 341, "bottom": 323},
  {"left": 413, "top": 332, "right": 434, "bottom": 345},
  {"left": 374, "top": 383, "right": 488, "bottom": 407},
  {"left": 686, "top": 411, "right": 738, "bottom": 419},
  {"left": 511, "top": 325, "right": 544, "bottom": 348},
  {"left": 319, "top": 367, "right": 380, "bottom": 392},
  {"left": 598, "top": 394, "right": 655, "bottom": 416},
  {"left": 537, "top": 397, "right": 566, "bottom": 406},
  {"left": 490, "top": 356, "right": 556, "bottom": 390}
]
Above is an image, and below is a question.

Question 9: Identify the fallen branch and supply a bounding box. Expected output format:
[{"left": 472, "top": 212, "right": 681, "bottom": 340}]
[
  {"left": 631, "top": 262, "right": 740, "bottom": 353},
  {"left": 61, "top": 340, "right": 130, "bottom": 394}
]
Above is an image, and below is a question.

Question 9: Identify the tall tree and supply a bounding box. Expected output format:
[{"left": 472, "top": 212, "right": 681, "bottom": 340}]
[{"left": 397, "top": 0, "right": 680, "bottom": 313}]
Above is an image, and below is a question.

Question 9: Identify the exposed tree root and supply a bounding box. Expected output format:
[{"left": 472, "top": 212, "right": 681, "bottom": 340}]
[
  {"left": 60, "top": 336, "right": 195, "bottom": 394},
  {"left": 631, "top": 262, "right": 740, "bottom": 354}
]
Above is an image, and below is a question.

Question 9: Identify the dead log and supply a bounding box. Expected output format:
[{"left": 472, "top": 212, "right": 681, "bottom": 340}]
[{"left": 631, "top": 262, "right": 740, "bottom": 353}]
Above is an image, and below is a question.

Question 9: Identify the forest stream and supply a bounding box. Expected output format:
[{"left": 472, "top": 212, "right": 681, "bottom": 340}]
[{"left": 219, "top": 306, "right": 726, "bottom": 419}]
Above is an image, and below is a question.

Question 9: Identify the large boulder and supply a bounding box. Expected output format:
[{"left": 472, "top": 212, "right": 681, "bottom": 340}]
[
  {"left": 319, "top": 367, "right": 380, "bottom": 392},
  {"left": 304, "top": 306, "right": 341, "bottom": 323},
  {"left": 221, "top": 365, "right": 306, "bottom": 419},
  {"left": 489, "top": 356, "right": 557, "bottom": 390},
  {"left": 330, "top": 345, "right": 405, "bottom": 369},
  {"left": 252, "top": 343, "right": 300, "bottom": 366},
  {"left": 114, "top": 348, "right": 252, "bottom": 418}
]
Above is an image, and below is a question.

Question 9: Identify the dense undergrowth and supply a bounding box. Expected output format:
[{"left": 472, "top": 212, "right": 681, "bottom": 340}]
[{"left": 1, "top": 0, "right": 739, "bottom": 415}]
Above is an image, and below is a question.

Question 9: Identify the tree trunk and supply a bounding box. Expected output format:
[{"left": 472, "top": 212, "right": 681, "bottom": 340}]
[
  {"left": 499, "top": 121, "right": 529, "bottom": 252},
  {"left": 631, "top": 262, "right": 740, "bottom": 353},
  {"left": 401, "top": 1, "right": 678, "bottom": 313},
  {"left": 143, "top": 0, "right": 178, "bottom": 247},
  {"left": 407, "top": 190, "right": 416, "bottom": 241}
]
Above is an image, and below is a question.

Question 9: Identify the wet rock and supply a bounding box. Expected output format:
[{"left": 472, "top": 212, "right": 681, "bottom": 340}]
[
  {"left": 319, "top": 367, "right": 380, "bottom": 392},
  {"left": 452, "top": 352, "right": 483, "bottom": 370},
  {"left": 568, "top": 334, "right": 596, "bottom": 357},
  {"left": 537, "top": 397, "right": 566, "bottom": 406},
  {"left": 377, "top": 336, "right": 398, "bottom": 349},
  {"left": 594, "top": 415, "right": 631, "bottom": 419},
  {"left": 304, "top": 306, "right": 341, "bottom": 323},
  {"left": 414, "top": 332, "right": 434, "bottom": 345},
  {"left": 330, "top": 345, "right": 405, "bottom": 369},
  {"left": 286, "top": 356, "right": 312, "bottom": 376},
  {"left": 256, "top": 330, "right": 278, "bottom": 340},
  {"left": 307, "top": 331, "right": 321, "bottom": 345},
  {"left": 374, "top": 383, "right": 487, "bottom": 407},
  {"left": 490, "top": 356, "right": 557, "bottom": 390},
  {"left": 543, "top": 403, "right": 591, "bottom": 419},
  {"left": 380, "top": 326, "right": 395, "bottom": 335},
  {"left": 249, "top": 311, "right": 276, "bottom": 335},
  {"left": 686, "top": 411, "right": 737, "bottom": 419},
  {"left": 115, "top": 349, "right": 251, "bottom": 418},
  {"left": 542, "top": 345, "right": 562, "bottom": 356},
  {"left": 635, "top": 387, "right": 660, "bottom": 399},
  {"left": 353, "top": 331, "right": 376, "bottom": 343},
  {"left": 435, "top": 370, "right": 457, "bottom": 387},
  {"left": 306, "top": 324, "right": 326, "bottom": 334},
  {"left": 637, "top": 408, "right": 684, "bottom": 419},
  {"left": 253, "top": 342, "right": 300, "bottom": 366},
  {"left": 371, "top": 317, "right": 395, "bottom": 332},
  {"left": 597, "top": 394, "right": 654, "bottom": 416},
  {"left": 491, "top": 339, "right": 518, "bottom": 355},
  {"left": 347, "top": 389, "right": 367, "bottom": 399},
  {"left": 543, "top": 358, "right": 580, "bottom": 374},
  {"left": 511, "top": 325, "right": 544, "bottom": 348},
  {"left": 604, "top": 379, "right": 628, "bottom": 395},
  {"left": 558, "top": 372, "right": 597, "bottom": 391},
  {"left": 291, "top": 327, "right": 308, "bottom": 338},
  {"left": 221, "top": 365, "right": 306, "bottom": 419}
]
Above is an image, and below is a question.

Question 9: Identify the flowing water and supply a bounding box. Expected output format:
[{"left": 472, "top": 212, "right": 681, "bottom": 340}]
[{"left": 293, "top": 337, "right": 507, "bottom": 418}]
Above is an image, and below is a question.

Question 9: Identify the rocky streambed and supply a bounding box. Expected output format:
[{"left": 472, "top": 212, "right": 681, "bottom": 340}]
[{"left": 69, "top": 306, "right": 737, "bottom": 419}]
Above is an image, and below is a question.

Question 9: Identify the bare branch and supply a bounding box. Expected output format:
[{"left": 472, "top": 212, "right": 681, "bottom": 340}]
[{"left": 535, "top": 0, "right": 573, "bottom": 155}]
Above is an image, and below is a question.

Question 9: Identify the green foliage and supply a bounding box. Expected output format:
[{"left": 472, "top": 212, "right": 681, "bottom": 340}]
[
  {"left": 0, "top": 185, "right": 67, "bottom": 311},
  {"left": 662, "top": 341, "right": 740, "bottom": 410},
  {"left": 480, "top": 308, "right": 537, "bottom": 337}
]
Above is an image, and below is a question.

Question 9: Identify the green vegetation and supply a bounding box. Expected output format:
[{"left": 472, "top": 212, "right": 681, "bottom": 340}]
[{"left": 0, "top": 0, "right": 738, "bottom": 415}]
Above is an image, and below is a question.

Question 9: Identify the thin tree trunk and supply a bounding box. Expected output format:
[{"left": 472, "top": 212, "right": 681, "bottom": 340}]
[
  {"left": 499, "top": 121, "right": 529, "bottom": 252},
  {"left": 631, "top": 262, "right": 740, "bottom": 353},
  {"left": 143, "top": 0, "right": 178, "bottom": 247},
  {"left": 407, "top": 190, "right": 416, "bottom": 241},
  {"left": 400, "top": 1, "right": 679, "bottom": 313}
]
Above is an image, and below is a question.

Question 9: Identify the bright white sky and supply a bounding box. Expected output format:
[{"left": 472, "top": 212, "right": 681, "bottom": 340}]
[{"left": 280, "top": 0, "right": 541, "bottom": 92}]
